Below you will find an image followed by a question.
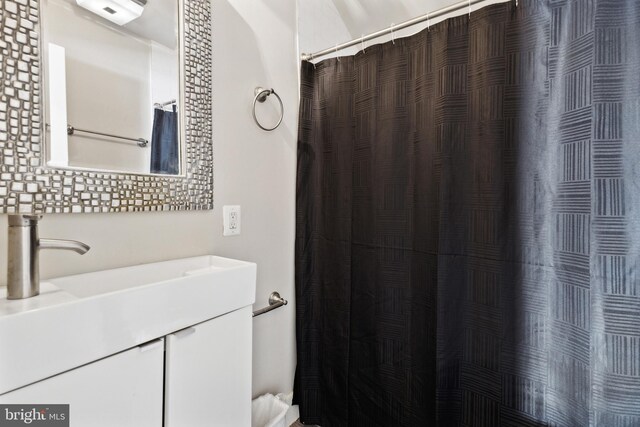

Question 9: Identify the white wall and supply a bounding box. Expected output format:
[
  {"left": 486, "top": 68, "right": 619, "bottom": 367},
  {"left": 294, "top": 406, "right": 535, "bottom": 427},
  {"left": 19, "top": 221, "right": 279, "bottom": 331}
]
[
  {"left": 0, "top": 212, "right": 216, "bottom": 284},
  {"left": 150, "top": 42, "right": 179, "bottom": 109},
  {"left": 210, "top": 0, "right": 298, "bottom": 397}
]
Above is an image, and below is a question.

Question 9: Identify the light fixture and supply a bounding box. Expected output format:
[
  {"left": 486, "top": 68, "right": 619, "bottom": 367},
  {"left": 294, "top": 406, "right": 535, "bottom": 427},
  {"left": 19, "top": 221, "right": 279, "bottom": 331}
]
[{"left": 75, "top": 0, "right": 146, "bottom": 26}]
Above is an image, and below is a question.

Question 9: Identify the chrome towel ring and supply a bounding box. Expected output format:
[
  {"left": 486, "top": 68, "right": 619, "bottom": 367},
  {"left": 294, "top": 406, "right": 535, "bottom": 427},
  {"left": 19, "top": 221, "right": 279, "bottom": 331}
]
[{"left": 253, "top": 87, "right": 284, "bottom": 131}]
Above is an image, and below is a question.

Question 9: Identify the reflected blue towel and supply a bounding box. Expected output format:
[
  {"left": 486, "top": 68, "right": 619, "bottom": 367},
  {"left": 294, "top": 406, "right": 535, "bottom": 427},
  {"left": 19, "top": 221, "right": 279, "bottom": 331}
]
[{"left": 150, "top": 107, "right": 179, "bottom": 175}]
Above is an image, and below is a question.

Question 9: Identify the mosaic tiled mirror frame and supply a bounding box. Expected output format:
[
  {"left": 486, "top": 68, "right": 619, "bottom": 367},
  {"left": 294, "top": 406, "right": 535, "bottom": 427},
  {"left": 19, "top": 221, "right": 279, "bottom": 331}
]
[{"left": 0, "top": 0, "right": 212, "bottom": 213}]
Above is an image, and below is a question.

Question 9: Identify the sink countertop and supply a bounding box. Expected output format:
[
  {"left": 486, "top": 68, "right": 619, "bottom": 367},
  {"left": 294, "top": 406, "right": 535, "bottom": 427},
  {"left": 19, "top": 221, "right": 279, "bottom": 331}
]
[{"left": 0, "top": 283, "right": 79, "bottom": 317}]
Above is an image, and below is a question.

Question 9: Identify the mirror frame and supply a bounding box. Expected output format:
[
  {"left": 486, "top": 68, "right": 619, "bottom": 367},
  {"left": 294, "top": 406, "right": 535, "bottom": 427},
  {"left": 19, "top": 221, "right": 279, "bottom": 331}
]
[{"left": 0, "top": 0, "right": 212, "bottom": 213}]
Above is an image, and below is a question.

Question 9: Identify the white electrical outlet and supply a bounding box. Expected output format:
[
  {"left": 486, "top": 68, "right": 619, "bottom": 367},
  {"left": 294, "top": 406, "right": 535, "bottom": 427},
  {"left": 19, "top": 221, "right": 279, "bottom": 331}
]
[{"left": 223, "top": 205, "right": 241, "bottom": 236}]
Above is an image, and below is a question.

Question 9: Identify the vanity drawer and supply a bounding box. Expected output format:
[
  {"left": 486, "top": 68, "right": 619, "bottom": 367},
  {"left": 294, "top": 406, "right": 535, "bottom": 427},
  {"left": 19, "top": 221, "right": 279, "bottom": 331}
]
[{"left": 0, "top": 340, "right": 165, "bottom": 427}]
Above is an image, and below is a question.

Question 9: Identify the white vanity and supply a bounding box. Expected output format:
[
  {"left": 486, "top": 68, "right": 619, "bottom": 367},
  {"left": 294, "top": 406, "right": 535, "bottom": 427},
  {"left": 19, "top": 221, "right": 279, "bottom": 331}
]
[{"left": 0, "top": 256, "right": 256, "bottom": 427}]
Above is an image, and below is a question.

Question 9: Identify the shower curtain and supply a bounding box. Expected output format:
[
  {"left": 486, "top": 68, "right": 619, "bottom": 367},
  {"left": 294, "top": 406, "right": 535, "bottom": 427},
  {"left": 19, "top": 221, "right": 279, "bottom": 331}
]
[{"left": 294, "top": 1, "right": 640, "bottom": 426}]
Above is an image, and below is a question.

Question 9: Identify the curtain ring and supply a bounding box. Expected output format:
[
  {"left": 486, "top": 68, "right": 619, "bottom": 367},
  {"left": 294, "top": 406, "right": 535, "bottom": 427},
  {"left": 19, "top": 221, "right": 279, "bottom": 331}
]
[
  {"left": 253, "top": 87, "right": 284, "bottom": 132},
  {"left": 427, "top": 13, "right": 430, "bottom": 31},
  {"left": 468, "top": 0, "right": 471, "bottom": 19},
  {"left": 390, "top": 24, "right": 395, "bottom": 44},
  {"left": 361, "top": 35, "right": 366, "bottom": 53},
  {"left": 336, "top": 44, "right": 341, "bottom": 61}
]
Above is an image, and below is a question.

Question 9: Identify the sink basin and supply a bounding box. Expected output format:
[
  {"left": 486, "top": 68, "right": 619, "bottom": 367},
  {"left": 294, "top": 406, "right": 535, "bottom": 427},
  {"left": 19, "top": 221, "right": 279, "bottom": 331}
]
[
  {"left": 50, "top": 256, "right": 242, "bottom": 298},
  {"left": 0, "top": 255, "right": 256, "bottom": 395}
]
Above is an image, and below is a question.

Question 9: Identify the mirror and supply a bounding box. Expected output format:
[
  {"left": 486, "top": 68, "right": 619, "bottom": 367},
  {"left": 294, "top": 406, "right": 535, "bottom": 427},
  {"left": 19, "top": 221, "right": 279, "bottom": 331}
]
[
  {"left": 0, "top": 0, "right": 212, "bottom": 213},
  {"left": 41, "top": 0, "right": 182, "bottom": 176}
]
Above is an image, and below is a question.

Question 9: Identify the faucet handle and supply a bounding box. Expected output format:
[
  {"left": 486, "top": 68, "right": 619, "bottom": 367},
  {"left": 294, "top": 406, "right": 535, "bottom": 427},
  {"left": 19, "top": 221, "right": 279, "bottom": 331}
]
[{"left": 8, "top": 214, "right": 43, "bottom": 227}]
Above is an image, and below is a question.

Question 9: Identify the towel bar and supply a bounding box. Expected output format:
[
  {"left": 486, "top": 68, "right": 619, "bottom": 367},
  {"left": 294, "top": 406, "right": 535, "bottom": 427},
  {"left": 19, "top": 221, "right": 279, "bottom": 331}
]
[
  {"left": 253, "top": 291, "right": 288, "bottom": 317},
  {"left": 67, "top": 124, "right": 149, "bottom": 147}
]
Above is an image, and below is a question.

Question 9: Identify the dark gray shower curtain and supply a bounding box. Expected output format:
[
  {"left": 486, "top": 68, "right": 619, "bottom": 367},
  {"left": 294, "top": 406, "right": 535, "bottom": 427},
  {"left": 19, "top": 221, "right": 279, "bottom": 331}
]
[{"left": 294, "top": 1, "right": 640, "bottom": 426}]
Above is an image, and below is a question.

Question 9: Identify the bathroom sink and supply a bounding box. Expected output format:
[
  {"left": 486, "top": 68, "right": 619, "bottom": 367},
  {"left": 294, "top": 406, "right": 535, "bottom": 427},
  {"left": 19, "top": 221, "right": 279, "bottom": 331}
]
[
  {"left": 50, "top": 255, "right": 241, "bottom": 298},
  {"left": 0, "top": 256, "right": 256, "bottom": 395}
]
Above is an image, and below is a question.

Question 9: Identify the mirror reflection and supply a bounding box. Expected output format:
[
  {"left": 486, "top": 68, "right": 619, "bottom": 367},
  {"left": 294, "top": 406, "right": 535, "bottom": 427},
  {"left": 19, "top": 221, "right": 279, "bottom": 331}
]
[{"left": 42, "top": 0, "right": 182, "bottom": 175}]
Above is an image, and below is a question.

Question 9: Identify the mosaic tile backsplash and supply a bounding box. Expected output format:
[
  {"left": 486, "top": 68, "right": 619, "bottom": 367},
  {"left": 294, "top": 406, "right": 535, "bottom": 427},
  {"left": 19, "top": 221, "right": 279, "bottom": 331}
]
[{"left": 0, "top": 0, "right": 213, "bottom": 213}]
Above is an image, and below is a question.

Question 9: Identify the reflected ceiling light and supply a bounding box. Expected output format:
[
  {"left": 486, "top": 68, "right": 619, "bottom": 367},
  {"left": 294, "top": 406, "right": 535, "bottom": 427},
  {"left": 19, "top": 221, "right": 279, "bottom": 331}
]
[{"left": 75, "top": 0, "right": 147, "bottom": 26}]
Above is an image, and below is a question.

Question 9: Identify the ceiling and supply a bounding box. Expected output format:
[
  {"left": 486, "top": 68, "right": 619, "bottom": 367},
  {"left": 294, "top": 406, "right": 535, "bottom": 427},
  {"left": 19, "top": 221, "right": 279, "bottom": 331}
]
[
  {"left": 124, "top": 0, "right": 178, "bottom": 49},
  {"left": 298, "top": 0, "right": 510, "bottom": 56},
  {"left": 328, "top": 0, "right": 461, "bottom": 39},
  {"left": 62, "top": 0, "right": 178, "bottom": 48}
]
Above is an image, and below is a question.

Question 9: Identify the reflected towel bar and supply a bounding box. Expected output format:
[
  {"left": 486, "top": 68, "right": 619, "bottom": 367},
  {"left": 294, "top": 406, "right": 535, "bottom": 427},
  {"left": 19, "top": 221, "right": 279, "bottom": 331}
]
[
  {"left": 67, "top": 125, "right": 149, "bottom": 147},
  {"left": 154, "top": 99, "right": 177, "bottom": 109},
  {"left": 253, "top": 291, "right": 288, "bottom": 317}
]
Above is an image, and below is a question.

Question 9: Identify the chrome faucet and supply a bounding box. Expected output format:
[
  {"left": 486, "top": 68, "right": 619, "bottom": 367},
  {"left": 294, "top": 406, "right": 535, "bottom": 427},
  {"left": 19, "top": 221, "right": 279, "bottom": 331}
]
[{"left": 7, "top": 215, "right": 90, "bottom": 300}]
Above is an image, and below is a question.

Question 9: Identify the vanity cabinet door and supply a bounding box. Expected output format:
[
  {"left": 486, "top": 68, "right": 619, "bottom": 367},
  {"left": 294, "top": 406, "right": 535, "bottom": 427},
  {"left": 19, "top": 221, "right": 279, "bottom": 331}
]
[
  {"left": 0, "top": 339, "right": 165, "bottom": 427},
  {"left": 164, "top": 306, "right": 252, "bottom": 427}
]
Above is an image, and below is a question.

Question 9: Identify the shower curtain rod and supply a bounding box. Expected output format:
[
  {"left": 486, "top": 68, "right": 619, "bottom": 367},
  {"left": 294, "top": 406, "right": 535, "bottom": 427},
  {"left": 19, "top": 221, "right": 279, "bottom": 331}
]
[{"left": 300, "top": 0, "right": 513, "bottom": 61}]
